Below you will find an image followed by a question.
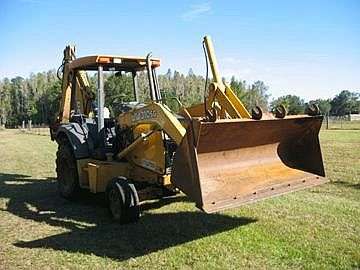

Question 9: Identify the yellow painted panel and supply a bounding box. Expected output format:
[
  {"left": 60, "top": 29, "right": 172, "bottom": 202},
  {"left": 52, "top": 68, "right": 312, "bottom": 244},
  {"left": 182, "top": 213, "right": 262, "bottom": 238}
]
[
  {"left": 131, "top": 125, "right": 166, "bottom": 174},
  {"left": 79, "top": 160, "right": 130, "bottom": 193},
  {"left": 224, "top": 84, "right": 251, "bottom": 119}
]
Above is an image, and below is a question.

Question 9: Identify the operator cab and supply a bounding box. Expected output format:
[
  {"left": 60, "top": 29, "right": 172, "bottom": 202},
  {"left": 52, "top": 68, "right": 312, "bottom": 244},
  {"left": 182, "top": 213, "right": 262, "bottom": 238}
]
[{"left": 60, "top": 53, "right": 162, "bottom": 160}]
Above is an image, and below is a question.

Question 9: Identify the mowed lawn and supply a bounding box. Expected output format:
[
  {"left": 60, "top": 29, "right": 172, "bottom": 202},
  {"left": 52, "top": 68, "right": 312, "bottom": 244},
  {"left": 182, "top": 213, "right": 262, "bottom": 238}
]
[{"left": 0, "top": 128, "right": 359, "bottom": 270}]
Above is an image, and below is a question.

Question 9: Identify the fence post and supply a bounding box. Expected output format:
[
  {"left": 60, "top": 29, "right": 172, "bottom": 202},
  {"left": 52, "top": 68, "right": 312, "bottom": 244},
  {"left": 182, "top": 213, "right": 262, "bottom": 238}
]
[{"left": 326, "top": 114, "right": 329, "bottom": 130}]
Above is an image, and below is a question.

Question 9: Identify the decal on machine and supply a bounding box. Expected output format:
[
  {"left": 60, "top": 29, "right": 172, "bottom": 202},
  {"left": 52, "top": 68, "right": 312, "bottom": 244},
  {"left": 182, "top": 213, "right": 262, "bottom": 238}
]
[
  {"left": 133, "top": 109, "right": 157, "bottom": 122},
  {"left": 140, "top": 159, "right": 159, "bottom": 172}
]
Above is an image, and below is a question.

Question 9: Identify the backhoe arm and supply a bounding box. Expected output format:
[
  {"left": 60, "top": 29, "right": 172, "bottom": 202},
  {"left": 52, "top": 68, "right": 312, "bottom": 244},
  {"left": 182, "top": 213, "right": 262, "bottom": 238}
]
[{"left": 57, "top": 45, "right": 94, "bottom": 123}]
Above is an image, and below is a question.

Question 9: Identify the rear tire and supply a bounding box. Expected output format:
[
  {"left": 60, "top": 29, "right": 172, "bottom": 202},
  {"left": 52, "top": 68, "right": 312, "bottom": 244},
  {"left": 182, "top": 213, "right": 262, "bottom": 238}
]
[
  {"left": 56, "top": 138, "right": 80, "bottom": 199},
  {"left": 106, "top": 177, "right": 140, "bottom": 224}
]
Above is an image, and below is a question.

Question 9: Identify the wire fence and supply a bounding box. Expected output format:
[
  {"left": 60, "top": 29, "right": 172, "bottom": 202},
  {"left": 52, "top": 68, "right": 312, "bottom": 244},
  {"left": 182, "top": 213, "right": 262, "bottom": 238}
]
[
  {"left": 15, "top": 116, "right": 360, "bottom": 136},
  {"left": 19, "top": 124, "right": 50, "bottom": 136},
  {"left": 321, "top": 116, "right": 360, "bottom": 130}
]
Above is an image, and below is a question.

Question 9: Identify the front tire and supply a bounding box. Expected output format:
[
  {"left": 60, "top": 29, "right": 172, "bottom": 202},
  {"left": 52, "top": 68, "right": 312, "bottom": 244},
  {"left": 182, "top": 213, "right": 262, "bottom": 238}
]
[
  {"left": 56, "top": 138, "right": 80, "bottom": 199},
  {"left": 106, "top": 177, "right": 140, "bottom": 224}
]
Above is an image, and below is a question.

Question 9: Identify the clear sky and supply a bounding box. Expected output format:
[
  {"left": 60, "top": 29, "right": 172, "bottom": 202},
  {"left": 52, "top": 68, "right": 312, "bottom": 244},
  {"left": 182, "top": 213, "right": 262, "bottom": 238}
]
[{"left": 0, "top": 0, "right": 359, "bottom": 100}]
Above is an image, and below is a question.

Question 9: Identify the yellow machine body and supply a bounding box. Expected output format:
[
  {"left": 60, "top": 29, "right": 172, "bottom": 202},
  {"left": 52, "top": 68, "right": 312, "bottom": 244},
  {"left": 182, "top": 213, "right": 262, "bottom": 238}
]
[{"left": 54, "top": 36, "right": 326, "bottom": 214}]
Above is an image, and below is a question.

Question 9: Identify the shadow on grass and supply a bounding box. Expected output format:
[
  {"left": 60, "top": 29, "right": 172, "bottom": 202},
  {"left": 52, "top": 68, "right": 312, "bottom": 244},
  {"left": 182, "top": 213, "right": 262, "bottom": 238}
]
[
  {"left": 0, "top": 173, "right": 256, "bottom": 261},
  {"left": 332, "top": 180, "right": 360, "bottom": 190}
]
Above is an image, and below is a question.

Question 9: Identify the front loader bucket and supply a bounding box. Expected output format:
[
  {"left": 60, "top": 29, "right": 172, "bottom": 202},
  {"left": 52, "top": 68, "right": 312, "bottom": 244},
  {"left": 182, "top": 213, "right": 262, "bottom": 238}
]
[{"left": 171, "top": 115, "right": 326, "bottom": 213}]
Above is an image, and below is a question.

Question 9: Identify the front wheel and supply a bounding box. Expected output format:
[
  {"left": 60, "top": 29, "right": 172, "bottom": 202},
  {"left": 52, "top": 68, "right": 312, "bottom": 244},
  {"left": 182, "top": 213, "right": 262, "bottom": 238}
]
[{"left": 106, "top": 177, "right": 140, "bottom": 224}]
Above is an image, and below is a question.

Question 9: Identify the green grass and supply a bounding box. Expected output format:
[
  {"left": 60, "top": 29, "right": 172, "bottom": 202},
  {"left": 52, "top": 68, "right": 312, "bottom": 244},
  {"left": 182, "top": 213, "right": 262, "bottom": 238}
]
[{"left": 0, "top": 129, "right": 359, "bottom": 269}]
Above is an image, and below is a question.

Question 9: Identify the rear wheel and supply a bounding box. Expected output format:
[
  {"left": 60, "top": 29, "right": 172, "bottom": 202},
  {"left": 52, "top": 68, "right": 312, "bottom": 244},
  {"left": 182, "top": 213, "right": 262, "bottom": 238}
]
[
  {"left": 56, "top": 138, "right": 80, "bottom": 199},
  {"left": 106, "top": 177, "right": 140, "bottom": 224}
]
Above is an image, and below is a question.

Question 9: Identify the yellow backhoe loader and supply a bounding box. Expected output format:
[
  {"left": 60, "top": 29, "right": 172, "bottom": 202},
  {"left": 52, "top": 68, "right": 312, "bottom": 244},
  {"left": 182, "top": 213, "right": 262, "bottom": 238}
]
[{"left": 51, "top": 36, "right": 326, "bottom": 223}]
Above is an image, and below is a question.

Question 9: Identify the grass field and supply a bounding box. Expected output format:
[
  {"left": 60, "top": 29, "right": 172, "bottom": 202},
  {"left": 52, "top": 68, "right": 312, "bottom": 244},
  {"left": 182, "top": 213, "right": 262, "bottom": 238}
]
[{"left": 0, "top": 128, "right": 359, "bottom": 269}]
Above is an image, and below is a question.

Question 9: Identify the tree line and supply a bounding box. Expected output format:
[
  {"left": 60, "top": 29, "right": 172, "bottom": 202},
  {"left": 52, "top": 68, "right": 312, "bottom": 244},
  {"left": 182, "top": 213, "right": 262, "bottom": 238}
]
[
  {"left": 0, "top": 68, "right": 359, "bottom": 128},
  {"left": 271, "top": 91, "right": 360, "bottom": 116}
]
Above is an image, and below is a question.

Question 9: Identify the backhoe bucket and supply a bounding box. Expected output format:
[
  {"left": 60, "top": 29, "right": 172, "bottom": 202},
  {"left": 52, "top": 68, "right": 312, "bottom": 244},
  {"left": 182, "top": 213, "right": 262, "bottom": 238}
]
[{"left": 171, "top": 115, "right": 326, "bottom": 213}]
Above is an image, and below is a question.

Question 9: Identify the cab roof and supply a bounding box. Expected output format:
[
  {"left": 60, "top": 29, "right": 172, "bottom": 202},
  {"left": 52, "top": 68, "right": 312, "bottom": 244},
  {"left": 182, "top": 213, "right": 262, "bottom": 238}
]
[{"left": 69, "top": 55, "right": 160, "bottom": 72}]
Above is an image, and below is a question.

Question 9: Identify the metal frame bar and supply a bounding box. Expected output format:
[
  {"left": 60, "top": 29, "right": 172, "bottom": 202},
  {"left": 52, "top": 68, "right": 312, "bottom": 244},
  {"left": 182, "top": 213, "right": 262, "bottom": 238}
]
[
  {"left": 146, "top": 53, "right": 156, "bottom": 101},
  {"left": 97, "top": 65, "right": 104, "bottom": 133},
  {"left": 132, "top": 71, "right": 139, "bottom": 102},
  {"left": 153, "top": 68, "right": 162, "bottom": 102}
]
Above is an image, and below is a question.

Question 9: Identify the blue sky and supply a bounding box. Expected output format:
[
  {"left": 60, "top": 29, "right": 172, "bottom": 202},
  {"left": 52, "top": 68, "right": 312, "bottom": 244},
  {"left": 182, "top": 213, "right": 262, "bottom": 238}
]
[{"left": 0, "top": 0, "right": 359, "bottom": 100}]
